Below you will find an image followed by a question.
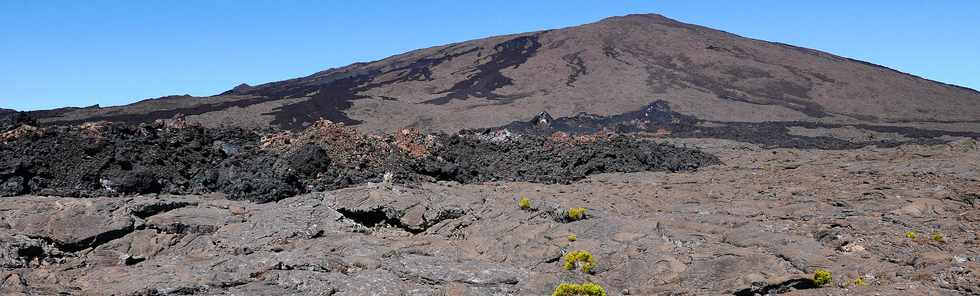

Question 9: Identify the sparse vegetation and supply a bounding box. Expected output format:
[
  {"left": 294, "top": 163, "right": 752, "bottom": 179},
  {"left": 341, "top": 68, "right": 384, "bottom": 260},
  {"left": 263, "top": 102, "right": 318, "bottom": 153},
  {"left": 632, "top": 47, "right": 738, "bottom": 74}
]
[
  {"left": 519, "top": 197, "right": 532, "bottom": 210},
  {"left": 852, "top": 276, "right": 866, "bottom": 287},
  {"left": 567, "top": 207, "right": 587, "bottom": 221},
  {"left": 813, "top": 269, "right": 833, "bottom": 287},
  {"left": 904, "top": 230, "right": 918, "bottom": 240},
  {"left": 552, "top": 282, "right": 607, "bottom": 296},
  {"left": 563, "top": 250, "right": 595, "bottom": 273},
  {"left": 567, "top": 234, "right": 577, "bottom": 242},
  {"left": 960, "top": 194, "right": 978, "bottom": 206},
  {"left": 931, "top": 231, "right": 944, "bottom": 242}
]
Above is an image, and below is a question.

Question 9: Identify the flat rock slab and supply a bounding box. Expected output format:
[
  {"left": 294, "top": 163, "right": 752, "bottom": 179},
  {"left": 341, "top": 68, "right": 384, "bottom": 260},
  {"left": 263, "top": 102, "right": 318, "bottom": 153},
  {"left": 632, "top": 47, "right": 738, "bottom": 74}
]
[
  {"left": 145, "top": 207, "right": 230, "bottom": 234},
  {"left": 387, "top": 254, "right": 525, "bottom": 286},
  {"left": 0, "top": 196, "right": 134, "bottom": 251}
]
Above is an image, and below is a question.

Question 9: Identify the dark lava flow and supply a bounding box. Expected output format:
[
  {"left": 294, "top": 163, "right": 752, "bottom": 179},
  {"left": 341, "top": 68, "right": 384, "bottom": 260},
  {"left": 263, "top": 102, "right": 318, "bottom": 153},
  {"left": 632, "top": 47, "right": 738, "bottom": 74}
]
[
  {"left": 0, "top": 114, "right": 718, "bottom": 202},
  {"left": 496, "top": 100, "right": 980, "bottom": 150}
]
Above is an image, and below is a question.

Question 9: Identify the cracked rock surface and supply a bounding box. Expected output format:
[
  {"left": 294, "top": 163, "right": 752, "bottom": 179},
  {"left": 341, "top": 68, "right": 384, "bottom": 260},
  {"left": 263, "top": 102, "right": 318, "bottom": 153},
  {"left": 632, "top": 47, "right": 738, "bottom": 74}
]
[{"left": 2, "top": 139, "right": 979, "bottom": 295}]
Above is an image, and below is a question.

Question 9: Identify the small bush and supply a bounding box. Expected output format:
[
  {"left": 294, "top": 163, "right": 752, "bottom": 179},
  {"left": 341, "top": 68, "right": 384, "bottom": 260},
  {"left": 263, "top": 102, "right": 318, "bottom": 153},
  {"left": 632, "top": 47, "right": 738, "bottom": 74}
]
[
  {"left": 563, "top": 250, "right": 595, "bottom": 273},
  {"left": 931, "top": 231, "right": 944, "bottom": 242},
  {"left": 960, "top": 194, "right": 978, "bottom": 206},
  {"left": 813, "top": 269, "right": 833, "bottom": 287},
  {"left": 567, "top": 234, "right": 577, "bottom": 242},
  {"left": 519, "top": 197, "right": 531, "bottom": 210},
  {"left": 852, "top": 277, "right": 866, "bottom": 287},
  {"left": 904, "top": 230, "right": 918, "bottom": 240},
  {"left": 552, "top": 282, "right": 607, "bottom": 296},
  {"left": 567, "top": 207, "right": 587, "bottom": 221}
]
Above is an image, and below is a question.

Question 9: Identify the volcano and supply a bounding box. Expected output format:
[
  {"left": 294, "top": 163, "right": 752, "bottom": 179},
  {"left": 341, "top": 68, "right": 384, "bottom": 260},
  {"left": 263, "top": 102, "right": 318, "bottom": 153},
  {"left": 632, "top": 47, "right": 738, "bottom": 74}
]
[{"left": 23, "top": 14, "right": 980, "bottom": 136}]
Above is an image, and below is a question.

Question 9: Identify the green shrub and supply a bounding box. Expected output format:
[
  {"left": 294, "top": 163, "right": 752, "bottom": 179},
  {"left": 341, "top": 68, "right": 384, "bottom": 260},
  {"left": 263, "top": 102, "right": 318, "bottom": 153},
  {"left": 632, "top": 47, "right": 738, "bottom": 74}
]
[
  {"left": 813, "top": 269, "right": 833, "bottom": 287},
  {"left": 552, "top": 282, "right": 607, "bottom": 296},
  {"left": 904, "top": 230, "right": 918, "bottom": 240},
  {"left": 563, "top": 250, "right": 595, "bottom": 273},
  {"left": 931, "top": 231, "right": 944, "bottom": 242},
  {"left": 567, "top": 234, "right": 577, "bottom": 242},
  {"left": 852, "top": 276, "right": 866, "bottom": 287},
  {"left": 960, "top": 194, "right": 978, "bottom": 206},
  {"left": 567, "top": 207, "right": 587, "bottom": 221},
  {"left": 519, "top": 197, "right": 531, "bottom": 210}
]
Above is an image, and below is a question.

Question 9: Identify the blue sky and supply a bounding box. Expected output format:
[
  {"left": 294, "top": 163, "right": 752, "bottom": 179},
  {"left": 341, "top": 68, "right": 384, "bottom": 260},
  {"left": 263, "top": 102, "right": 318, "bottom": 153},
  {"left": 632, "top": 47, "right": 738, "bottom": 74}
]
[{"left": 1, "top": 1, "right": 978, "bottom": 111}]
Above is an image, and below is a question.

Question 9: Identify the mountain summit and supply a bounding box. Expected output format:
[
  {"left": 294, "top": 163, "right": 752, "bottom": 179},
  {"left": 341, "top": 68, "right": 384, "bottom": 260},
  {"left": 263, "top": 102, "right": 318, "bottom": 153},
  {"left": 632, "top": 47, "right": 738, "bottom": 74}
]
[{"left": 27, "top": 14, "right": 980, "bottom": 133}]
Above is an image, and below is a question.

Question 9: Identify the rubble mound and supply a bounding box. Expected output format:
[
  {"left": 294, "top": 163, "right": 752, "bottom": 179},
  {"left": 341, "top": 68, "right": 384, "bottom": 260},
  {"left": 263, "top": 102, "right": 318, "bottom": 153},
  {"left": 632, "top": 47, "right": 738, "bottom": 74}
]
[
  {"left": 421, "top": 129, "right": 717, "bottom": 184},
  {"left": 0, "top": 119, "right": 719, "bottom": 202},
  {"left": 0, "top": 120, "right": 258, "bottom": 198}
]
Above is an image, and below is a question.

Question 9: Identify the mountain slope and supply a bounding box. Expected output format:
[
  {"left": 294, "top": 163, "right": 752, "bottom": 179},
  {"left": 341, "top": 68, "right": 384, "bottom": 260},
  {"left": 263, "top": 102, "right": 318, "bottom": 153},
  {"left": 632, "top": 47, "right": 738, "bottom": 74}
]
[{"left": 26, "top": 14, "right": 980, "bottom": 134}]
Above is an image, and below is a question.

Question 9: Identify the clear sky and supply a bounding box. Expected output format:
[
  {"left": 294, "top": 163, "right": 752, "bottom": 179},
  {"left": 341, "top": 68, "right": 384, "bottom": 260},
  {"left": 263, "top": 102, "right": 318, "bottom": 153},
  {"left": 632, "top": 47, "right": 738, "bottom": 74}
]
[{"left": 1, "top": 1, "right": 978, "bottom": 111}]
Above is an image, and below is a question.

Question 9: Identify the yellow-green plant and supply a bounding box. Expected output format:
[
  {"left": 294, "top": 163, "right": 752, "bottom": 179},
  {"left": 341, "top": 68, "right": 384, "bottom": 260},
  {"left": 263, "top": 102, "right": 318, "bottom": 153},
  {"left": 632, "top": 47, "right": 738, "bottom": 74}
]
[
  {"left": 813, "top": 269, "right": 833, "bottom": 287},
  {"left": 567, "top": 207, "right": 587, "bottom": 221},
  {"left": 904, "top": 230, "right": 918, "bottom": 240},
  {"left": 519, "top": 197, "right": 531, "bottom": 210},
  {"left": 931, "top": 231, "right": 944, "bottom": 242},
  {"left": 552, "top": 282, "right": 606, "bottom": 296},
  {"left": 567, "top": 234, "right": 577, "bottom": 242},
  {"left": 852, "top": 277, "right": 866, "bottom": 287},
  {"left": 563, "top": 250, "right": 595, "bottom": 273}
]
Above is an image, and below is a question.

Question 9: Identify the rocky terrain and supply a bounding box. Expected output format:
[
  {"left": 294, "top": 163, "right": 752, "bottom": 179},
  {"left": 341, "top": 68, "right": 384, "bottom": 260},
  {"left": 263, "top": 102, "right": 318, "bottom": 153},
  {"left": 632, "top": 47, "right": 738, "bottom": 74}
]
[
  {"left": 2, "top": 136, "right": 978, "bottom": 295},
  {"left": 0, "top": 115, "right": 716, "bottom": 201}
]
